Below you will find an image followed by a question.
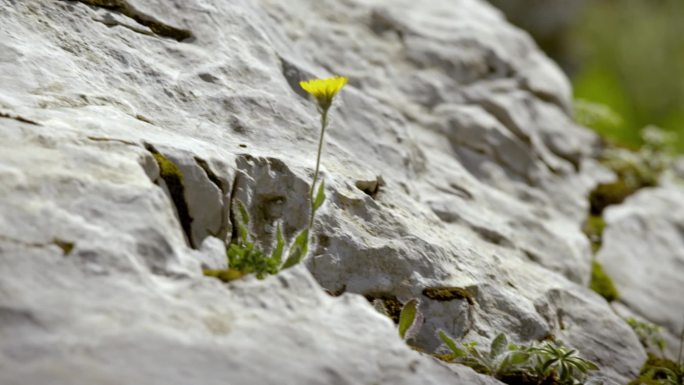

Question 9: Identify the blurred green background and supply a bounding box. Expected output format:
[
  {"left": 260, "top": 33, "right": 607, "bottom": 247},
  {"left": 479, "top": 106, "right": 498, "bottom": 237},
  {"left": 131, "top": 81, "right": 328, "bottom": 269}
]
[{"left": 488, "top": 0, "right": 684, "bottom": 153}]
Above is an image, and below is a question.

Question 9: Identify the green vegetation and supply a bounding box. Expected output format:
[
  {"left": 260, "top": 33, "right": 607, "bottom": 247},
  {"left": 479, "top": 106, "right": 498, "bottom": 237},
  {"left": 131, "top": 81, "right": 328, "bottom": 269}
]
[
  {"left": 574, "top": 99, "right": 624, "bottom": 143},
  {"left": 422, "top": 286, "right": 475, "bottom": 305},
  {"left": 437, "top": 332, "right": 599, "bottom": 385},
  {"left": 589, "top": 260, "right": 619, "bottom": 302},
  {"left": 398, "top": 299, "right": 423, "bottom": 341},
  {"left": 582, "top": 215, "right": 605, "bottom": 253},
  {"left": 370, "top": 296, "right": 424, "bottom": 341},
  {"left": 626, "top": 318, "right": 666, "bottom": 354},
  {"left": 570, "top": 1, "right": 684, "bottom": 152},
  {"left": 204, "top": 199, "right": 313, "bottom": 282},
  {"left": 204, "top": 76, "right": 346, "bottom": 282},
  {"left": 629, "top": 325, "right": 684, "bottom": 385},
  {"left": 53, "top": 239, "right": 75, "bottom": 255},
  {"left": 367, "top": 294, "right": 405, "bottom": 324},
  {"left": 630, "top": 353, "right": 683, "bottom": 385},
  {"left": 588, "top": 125, "right": 675, "bottom": 215}
]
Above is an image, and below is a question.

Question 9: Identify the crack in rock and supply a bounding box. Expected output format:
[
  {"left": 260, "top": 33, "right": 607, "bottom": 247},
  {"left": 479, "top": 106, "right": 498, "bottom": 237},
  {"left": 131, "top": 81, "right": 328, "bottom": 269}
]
[
  {"left": 0, "top": 236, "right": 74, "bottom": 256},
  {"left": 69, "top": 0, "right": 193, "bottom": 42},
  {"left": 0, "top": 111, "right": 39, "bottom": 125},
  {"left": 144, "top": 143, "right": 195, "bottom": 249}
]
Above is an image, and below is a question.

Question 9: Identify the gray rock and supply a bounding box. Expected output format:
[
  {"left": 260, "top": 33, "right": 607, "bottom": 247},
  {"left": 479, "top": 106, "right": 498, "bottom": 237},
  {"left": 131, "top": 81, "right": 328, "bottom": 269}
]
[
  {"left": 598, "top": 186, "right": 684, "bottom": 359},
  {"left": 0, "top": 0, "right": 654, "bottom": 384}
]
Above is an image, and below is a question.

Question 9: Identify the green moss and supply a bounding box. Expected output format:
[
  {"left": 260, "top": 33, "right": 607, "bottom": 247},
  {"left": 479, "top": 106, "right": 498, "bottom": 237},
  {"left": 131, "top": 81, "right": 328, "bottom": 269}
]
[
  {"left": 432, "top": 353, "right": 457, "bottom": 363},
  {"left": 590, "top": 260, "right": 619, "bottom": 302},
  {"left": 422, "top": 287, "right": 475, "bottom": 305},
  {"left": 625, "top": 317, "right": 667, "bottom": 352},
  {"left": 643, "top": 353, "right": 679, "bottom": 373},
  {"left": 364, "top": 293, "right": 403, "bottom": 324},
  {"left": 583, "top": 215, "right": 606, "bottom": 253},
  {"left": 589, "top": 145, "right": 664, "bottom": 215},
  {"left": 589, "top": 180, "right": 638, "bottom": 215},
  {"left": 628, "top": 353, "right": 682, "bottom": 385},
  {"left": 203, "top": 268, "right": 245, "bottom": 282},
  {"left": 53, "top": 239, "right": 74, "bottom": 255}
]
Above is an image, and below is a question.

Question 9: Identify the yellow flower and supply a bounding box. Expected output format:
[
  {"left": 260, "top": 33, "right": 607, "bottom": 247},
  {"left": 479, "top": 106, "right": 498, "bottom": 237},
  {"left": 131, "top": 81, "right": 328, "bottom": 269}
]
[{"left": 299, "top": 76, "right": 348, "bottom": 111}]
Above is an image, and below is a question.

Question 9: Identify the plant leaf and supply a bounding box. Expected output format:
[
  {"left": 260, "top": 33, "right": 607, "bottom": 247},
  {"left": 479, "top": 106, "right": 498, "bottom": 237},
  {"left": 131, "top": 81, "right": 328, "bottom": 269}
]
[
  {"left": 491, "top": 333, "right": 508, "bottom": 358},
  {"left": 313, "top": 180, "right": 326, "bottom": 212},
  {"left": 398, "top": 299, "right": 420, "bottom": 340},
  {"left": 405, "top": 308, "right": 424, "bottom": 341},
  {"left": 542, "top": 358, "right": 559, "bottom": 373},
  {"left": 584, "top": 360, "right": 600, "bottom": 371},
  {"left": 282, "top": 228, "right": 309, "bottom": 269},
  {"left": 235, "top": 200, "right": 250, "bottom": 244},
  {"left": 509, "top": 352, "right": 530, "bottom": 366},
  {"left": 438, "top": 330, "right": 466, "bottom": 358}
]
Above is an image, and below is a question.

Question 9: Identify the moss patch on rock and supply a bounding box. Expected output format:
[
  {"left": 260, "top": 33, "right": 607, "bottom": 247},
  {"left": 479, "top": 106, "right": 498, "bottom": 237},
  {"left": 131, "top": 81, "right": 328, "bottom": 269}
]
[
  {"left": 583, "top": 215, "right": 606, "bottom": 253},
  {"left": 422, "top": 286, "right": 475, "bottom": 305},
  {"left": 628, "top": 353, "right": 682, "bottom": 385},
  {"left": 590, "top": 260, "right": 619, "bottom": 302},
  {"left": 53, "top": 239, "right": 74, "bottom": 255},
  {"left": 364, "top": 293, "right": 403, "bottom": 324},
  {"left": 204, "top": 268, "right": 245, "bottom": 282}
]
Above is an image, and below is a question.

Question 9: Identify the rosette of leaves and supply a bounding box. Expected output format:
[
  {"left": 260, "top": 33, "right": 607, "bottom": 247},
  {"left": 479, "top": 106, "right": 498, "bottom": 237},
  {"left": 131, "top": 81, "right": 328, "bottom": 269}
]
[
  {"left": 529, "top": 342, "right": 600, "bottom": 385},
  {"left": 438, "top": 331, "right": 531, "bottom": 380},
  {"left": 437, "top": 332, "right": 600, "bottom": 385}
]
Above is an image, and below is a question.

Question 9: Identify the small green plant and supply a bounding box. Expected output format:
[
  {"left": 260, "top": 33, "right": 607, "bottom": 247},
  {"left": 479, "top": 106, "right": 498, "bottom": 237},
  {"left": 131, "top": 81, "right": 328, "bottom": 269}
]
[
  {"left": 630, "top": 354, "right": 683, "bottom": 385},
  {"left": 204, "top": 200, "right": 308, "bottom": 281},
  {"left": 590, "top": 260, "right": 619, "bottom": 302},
  {"left": 438, "top": 331, "right": 531, "bottom": 380},
  {"left": 299, "top": 76, "right": 348, "bottom": 228},
  {"left": 398, "top": 299, "right": 423, "bottom": 341},
  {"left": 588, "top": 125, "right": 676, "bottom": 216},
  {"left": 529, "top": 341, "right": 600, "bottom": 385},
  {"left": 626, "top": 318, "right": 667, "bottom": 354},
  {"left": 204, "top": 76, "right": 347, "bottom": 281},
  {"left": 630, "top": 324, "right": 684, "bottom": 385},
  {"left": 574, "top": 98, "right": 624, "bottom": 141},
  {"left": 583, "top": 215, "right": 606, "bottom": 253},
  {"left": 437, "top": 331, "right": 599, "bottom": 385},
  {"left": 373, "top": 298, "right": 424, "bottom": 341}
]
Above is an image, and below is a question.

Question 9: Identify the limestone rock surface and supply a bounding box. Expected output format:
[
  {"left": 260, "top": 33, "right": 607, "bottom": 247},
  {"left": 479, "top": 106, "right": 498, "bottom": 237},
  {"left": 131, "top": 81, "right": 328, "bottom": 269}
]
[
  {"left": 1, "top": 0, "right": 675, "bottom": 384},
  {"left": 598, "top": 186, "right": 684, "bottom": 359}
]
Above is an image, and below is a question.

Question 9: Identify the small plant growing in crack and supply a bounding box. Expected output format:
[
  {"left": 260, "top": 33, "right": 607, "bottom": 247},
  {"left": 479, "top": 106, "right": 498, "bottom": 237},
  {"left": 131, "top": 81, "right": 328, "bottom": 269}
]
[
  {"left": 630, "top": 322, "right": 684, "bottom": 385},
  {"left": 437, "top": 331, "right": 600, "bottom": 385},
  {"left": 374, "top": 298, "right": 424, "bottom": 341},
  {"left": 205, "top": 76, "right": 347, "bottom": 281},
  {"left": 626, "top": 317, "right": 667, "bottom": 355},
  {"left": 299, "top": 75, "right": 348, "bottom": 229}
]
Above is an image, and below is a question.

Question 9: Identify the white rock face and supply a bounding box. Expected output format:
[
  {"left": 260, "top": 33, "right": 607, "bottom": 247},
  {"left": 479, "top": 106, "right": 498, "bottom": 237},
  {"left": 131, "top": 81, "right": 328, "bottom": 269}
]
[
  {"left": 599, "top": 186, "right": 684, "bottom": 358},
  {"left": 0, "top": 0, "right": 667, "bottom": 384}
]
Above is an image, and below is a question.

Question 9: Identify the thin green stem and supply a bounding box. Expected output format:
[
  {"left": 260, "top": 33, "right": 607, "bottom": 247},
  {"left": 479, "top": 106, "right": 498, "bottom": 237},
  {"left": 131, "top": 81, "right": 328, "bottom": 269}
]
[
  {"left": 309, "top": 107, "right": 328, "bottom": 229},
  {"left": 677, "top": 320, "right": 683, "bottom": 366}
]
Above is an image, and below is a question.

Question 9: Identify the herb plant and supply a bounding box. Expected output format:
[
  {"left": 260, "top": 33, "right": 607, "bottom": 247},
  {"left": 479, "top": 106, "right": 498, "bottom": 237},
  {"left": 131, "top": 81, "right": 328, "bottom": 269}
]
[
  {"left": 372, "top": 298, "right": 424, "bottom": 341},
  {"left": 631, "top": 325, "right": 684, "bottom": 385},
  {"left": 205, "top": 76, "right": 347, "bottom": 281},
  {"left": 626, "top": 317, "right": 667, "bottom": 354},
  {"left": 437, "top": 331, "right": 600, "bottom": 385}
]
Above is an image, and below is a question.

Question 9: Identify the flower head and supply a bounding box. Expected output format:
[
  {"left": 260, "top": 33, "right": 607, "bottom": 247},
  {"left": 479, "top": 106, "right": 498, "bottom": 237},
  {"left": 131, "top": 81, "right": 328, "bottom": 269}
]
[{"left": 300, "top": 76, "right": 348, "bottom": 111}]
